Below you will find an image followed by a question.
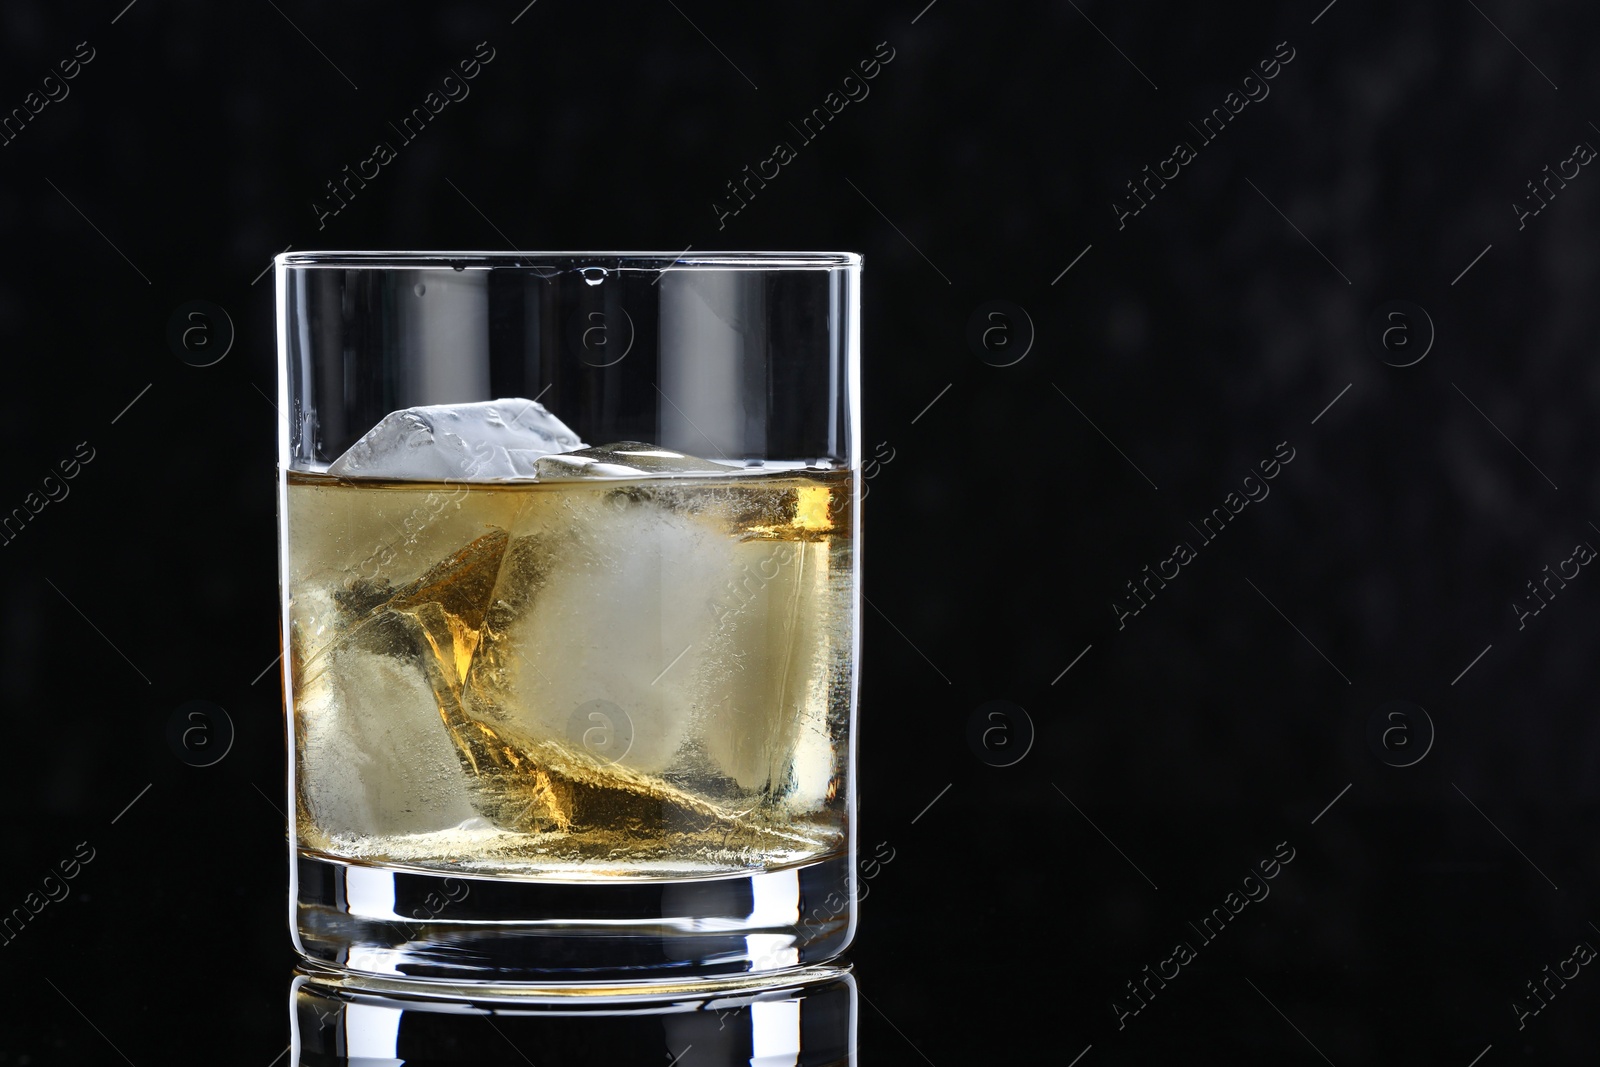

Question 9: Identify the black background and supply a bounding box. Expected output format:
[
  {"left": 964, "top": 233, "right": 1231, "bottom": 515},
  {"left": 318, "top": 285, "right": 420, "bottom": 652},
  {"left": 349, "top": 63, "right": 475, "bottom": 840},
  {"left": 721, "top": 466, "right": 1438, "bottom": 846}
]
[{"left": 3, "top": 0, "right": 1599, "bottom": 1063}]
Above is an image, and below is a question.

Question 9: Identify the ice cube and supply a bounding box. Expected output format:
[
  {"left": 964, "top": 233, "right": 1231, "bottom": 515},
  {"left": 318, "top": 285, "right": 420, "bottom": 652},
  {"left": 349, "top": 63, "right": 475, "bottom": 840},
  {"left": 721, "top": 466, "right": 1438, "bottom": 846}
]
[
  {"left": 470, "top": 478, "right": 744, "bottom": 779},
  {"left": 533, "top": 442, "right": 730, "bottom": 479},
  {"left": 294, "top": 601, "right": 482, "bottom": 840},
  {"left": 327, "top": 399, "right": 587, "bottom": 480}
]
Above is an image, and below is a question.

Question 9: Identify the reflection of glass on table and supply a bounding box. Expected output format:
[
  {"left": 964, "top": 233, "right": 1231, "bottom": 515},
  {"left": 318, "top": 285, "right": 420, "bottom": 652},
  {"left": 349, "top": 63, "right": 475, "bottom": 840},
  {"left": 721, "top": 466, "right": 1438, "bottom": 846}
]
[{"left": 291, "top": 966, "right": 858, "bottom": 1066}]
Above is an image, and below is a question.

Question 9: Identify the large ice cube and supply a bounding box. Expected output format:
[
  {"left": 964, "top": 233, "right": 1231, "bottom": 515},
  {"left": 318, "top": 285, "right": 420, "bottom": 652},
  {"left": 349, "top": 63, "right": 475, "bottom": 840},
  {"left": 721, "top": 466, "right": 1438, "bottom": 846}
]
[
  {"left": 327, "top": 399, "right": 586, "bottom": 480},
  {"left": 470, "top": 486, "right": 745, "bottom": 779}
]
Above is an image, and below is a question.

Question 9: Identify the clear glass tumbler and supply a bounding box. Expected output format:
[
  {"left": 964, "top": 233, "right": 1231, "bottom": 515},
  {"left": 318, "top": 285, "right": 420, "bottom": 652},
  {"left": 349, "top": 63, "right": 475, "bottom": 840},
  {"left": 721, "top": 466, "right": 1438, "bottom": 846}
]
[{"left": 275, "top": 252, "right": 861, "bottom": 986}]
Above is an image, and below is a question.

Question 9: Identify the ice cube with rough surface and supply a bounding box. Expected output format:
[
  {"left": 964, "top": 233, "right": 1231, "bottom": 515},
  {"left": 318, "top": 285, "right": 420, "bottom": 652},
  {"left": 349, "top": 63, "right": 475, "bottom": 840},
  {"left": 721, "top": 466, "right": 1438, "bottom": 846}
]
[{"left": 327, "top": 399, "right": 586, "bottom": 479}]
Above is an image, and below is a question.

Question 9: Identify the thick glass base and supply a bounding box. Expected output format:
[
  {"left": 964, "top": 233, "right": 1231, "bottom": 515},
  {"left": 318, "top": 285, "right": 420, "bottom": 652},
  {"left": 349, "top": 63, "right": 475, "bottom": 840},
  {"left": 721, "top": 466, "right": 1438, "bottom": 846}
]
[
  {"left": 291, "top": 965, "right": 857, "bottom": 1066},
  {"left": 293, "top": 851, "right": 854, "bottom": 986}
]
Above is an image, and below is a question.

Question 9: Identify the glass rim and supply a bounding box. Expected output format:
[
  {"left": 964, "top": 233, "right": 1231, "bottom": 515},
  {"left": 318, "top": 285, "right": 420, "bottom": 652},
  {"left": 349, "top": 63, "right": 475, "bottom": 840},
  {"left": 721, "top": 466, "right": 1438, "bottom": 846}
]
[{"left": 276, "top": 250, "right": 861, "bottom": 271}]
